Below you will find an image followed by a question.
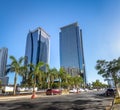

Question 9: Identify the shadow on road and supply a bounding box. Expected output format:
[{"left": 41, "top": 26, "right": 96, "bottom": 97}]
[
  {"left": 0, "top": 100, "right": 108, "bottom": 110},
  {"left": 0, "top": 93, "right": 113, "bottom": 110}
]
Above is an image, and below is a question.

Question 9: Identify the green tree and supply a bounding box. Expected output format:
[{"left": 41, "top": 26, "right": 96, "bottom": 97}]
[
  {"left": 46, "top": 64, "right": 58, "bottom": 88},
  {"left": 58, "top": 68, "right": 83, "bottom": 89},
  {"left": 6, "top": 56, "right": 26, "bottom": 95},
  {"left": 73, "top": 76, "right": 83, "bottom": 88},
  {"left": 0, "top": 80, "right": 2, "bottom": 89},
  {"left": 95, "top": 58, "right": 120, "bottom": 87},
  {"left": 95, "top": 58, "right": 120, "bottom": 97},
  {"left": 67, "top": 75, "right": 74, "bottom": 88},
  {"left": 95, "top": 60, "right": 110, "bottom": 78},
  {"left": 58, "top": 68, "right": 68, "bottom": 88},
  {"left": 28, "top": 62, "right": 44, "bottom": 94},
  {"left": 92, "top": 80, "right": 108, "bottom": 89},
  {"left": 50, "top": 68, "right": 58, "bottom": 88},
  {"left": 46, "top": 64, "right": 51, "bottom": 89},
  {"left": 92, "top": 80, "right": 103, "bottom": 89}
]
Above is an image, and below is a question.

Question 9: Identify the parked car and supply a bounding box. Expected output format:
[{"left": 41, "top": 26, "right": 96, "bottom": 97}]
[
  {"left": 46, "top": 89, "right": 62, "bottom": 95},
  {"left": 28, "top": 87, "right": 38, "bottom": 92},
  {"left": 2, "top": 86, "right": 14, "bottom": 94},
  {"left": 17, "top": 87, "right": 25, "bottom": 92},
  {"left": 84, "top": 88, "right": 89, "bottom": 92},
  {"left": 69, "top": 88, "right": 77, "bottom": 93},
  {"left": 17, "top": 87, "right": 38, "bottom": 92},
  {"left": 105, "top": 88, "right": 114, "bottom": 96},
  {"left": 78, "top": 88, "right": 85, "bottom": 92}
]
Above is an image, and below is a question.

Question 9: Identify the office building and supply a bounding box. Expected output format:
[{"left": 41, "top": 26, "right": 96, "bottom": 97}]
[
  {"left": 59, "top": 22, "right": 86, "bottom": 83},
  {"left": 0, "top": 47, "right": 9, "bottom": 85},
  {"left": 25, "top": 27, "right": 50, "bottom": 71},
  {"left": 0, "top": 47, "right": 8, "bottom": 77}
]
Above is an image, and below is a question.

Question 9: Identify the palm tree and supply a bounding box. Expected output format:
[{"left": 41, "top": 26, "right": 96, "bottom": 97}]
[
  {"left": 6, "top": 56, "right": 25, "bottom": 95},
  {"left": 50, "top": 68, "right": 58, "bottom": 88},
  {"left": 28, "top": 62, "right": 44, "bottom": 94},
  {"left": 58, "top": 68, "right": 69, "bottom": 89},
  {"left": 0, "top": 80, "right": 2, "bottom": 89},
  {"left": 40, "top": 71, "right": 47, "bottom": 89},
  {"left": 73, "top": 76, "right": 83, "bottom": 89},
  {"left": 46, "top": 64, "right": 58, "bottom": 89},
  {"left": 21, "top": 68, "right": 34, "bottom": 88},
  {"left": 46, "top": 64, "right": 51, "bottom": 89}
]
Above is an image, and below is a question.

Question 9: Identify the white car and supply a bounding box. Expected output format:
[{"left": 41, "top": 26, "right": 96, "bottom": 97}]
[
  {"left": 84, "top": 88, "right": 89, "bottom": 92},
  {"left": 78, "top": 88, "right": 85, "bottom": 92},
  {"left": 2, "top": 86, "right": 14, "bottom": 93},
  {"left": 17, "top": 87, "right": 25, "bottom": 92},
  {"left": 69, "top": 89, "right": 77, "bottom": 93},
  {"left": 29, "top": 87, "right": 38, "bottom": 92}
]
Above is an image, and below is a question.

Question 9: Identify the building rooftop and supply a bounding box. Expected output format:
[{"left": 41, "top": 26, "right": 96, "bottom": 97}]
[
  {"left": 60, "top": 22, "right": 78, "bottom": 30},
  {"left": 29, "top": 27, "right": 50, "bottom": 37}
]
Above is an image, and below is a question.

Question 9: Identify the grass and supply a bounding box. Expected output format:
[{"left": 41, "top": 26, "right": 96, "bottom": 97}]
[{"left": 114, "top": 97, "right": 120, "bottom": 104}]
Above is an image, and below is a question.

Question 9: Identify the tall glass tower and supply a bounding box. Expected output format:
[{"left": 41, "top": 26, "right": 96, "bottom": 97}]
[
  {"left": 25, "top": 27, "right": 50, "bottom": 70},
  {"left": 0, "top": 47, "right": 9, "bottom": 85},
  {"left": 0, "top": 47, "right": 8, "bottom": 77},
  {"left": 59, "top": 22, "right": 86, "bottom": 83}
]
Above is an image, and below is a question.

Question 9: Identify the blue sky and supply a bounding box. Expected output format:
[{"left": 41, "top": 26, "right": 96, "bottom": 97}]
[{"left": 0, "top": 0, "right": 120, "bottom": 84}]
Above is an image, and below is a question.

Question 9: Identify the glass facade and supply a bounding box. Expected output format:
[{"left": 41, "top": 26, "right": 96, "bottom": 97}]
[
  {"left": 59, "top": 23, "right": 86, "bottom": 83},
  {"left": 0, "top": 47, "right": 8, "bottom": 77},
  {"left": 25, "top": 27, "right": 50, "bottom": 71}
]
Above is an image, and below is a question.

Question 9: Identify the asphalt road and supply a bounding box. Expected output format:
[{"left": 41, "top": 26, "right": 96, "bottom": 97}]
[{"left": 0, "top": 91, "right": 113, "bottom": 110}]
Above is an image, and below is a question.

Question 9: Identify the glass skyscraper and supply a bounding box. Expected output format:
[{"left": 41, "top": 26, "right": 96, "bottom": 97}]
[
  {"left": 59, "top": 22, "right": 86, "bottom": 83},
  {"left": 0, "top": 47, "right": 9, "bottom": 85},
  {"left": 0, "top": 47, "right": 8, "bottom": 77},
  {"left": 25, "top": 27, "right": 50, "bottom": 71}
]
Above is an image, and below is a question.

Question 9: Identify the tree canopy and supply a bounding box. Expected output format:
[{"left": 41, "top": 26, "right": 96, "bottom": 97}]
[{"left": 95, "top": 57, "right": 120, "bottom": 87}]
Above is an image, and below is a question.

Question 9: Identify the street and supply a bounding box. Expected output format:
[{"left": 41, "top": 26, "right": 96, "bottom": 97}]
[{"left": 0, "top": 91, "right": 113, "bottom": 110}]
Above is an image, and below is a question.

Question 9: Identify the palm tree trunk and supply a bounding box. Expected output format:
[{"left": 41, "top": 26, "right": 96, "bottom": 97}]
[
  {"left": 47, "top": 76, "right": 50, "bottom": 89},
  {"left": 33, "top": 76, "right": 36, "bottom": 94},
  {"left": 59, "top": 78, "right": 61, "bottom": 89},
  {"left": 116, "top": 83, "right": 120, "bottom": 97},
  {"left": 13, "top": 73, "right": 17, "bottom": 95},
  {"left": 48, "top": 80, "right": 50, "bottom": 89},
  {"left": 33, "top": 83, "right": 35, "bottom": 93}
]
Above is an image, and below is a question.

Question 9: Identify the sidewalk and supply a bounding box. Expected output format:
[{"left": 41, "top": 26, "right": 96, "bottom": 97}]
[
  {"left": 0, "top": 95, "right": 34, "bottom": 101},
  {"left": 0, "top": 93, "right": 68, "bottom": 101},
  {"left": 0, "top": 94, "right": 47, "bottom": 101},
  {"left": 111, "top": 104, "right": 120, "bottom": 110},
  {"left": 111, "top": 98, "right": 120, "bottom": 110}
]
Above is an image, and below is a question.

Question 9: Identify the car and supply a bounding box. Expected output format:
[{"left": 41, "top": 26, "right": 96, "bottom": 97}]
[
  {"left": 28, "top": 87, "right": 38, "bottom": 92},
  {"left": 17, "top": 87, "right": 25, "bottom": 92},
  {"left": 2, "top": 86, "right": 14, "bottom": 93},
  {"left": 78, "top": 88, "right": 85, "bottom": 92},
  {"left": 46, "top": 89, "right": 62, "bottom": 95},
  {"left": 105, "top": 88, "right": 115, "bottom": 96},
  {"left": 84, "top": 88, "right": 89, "bottom": 92},
  {"left": 69, "top": 88, "right": 77, "bottom": 93}
]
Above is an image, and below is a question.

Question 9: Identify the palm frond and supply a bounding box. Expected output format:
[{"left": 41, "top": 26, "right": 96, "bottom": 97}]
[
  {"left": 37, "top": 62, "right": 45, "bottom": 68},
  {"left": 19, "top": 57, "right": 25, "bottom": 64},
  {"left": 9, "top": 56, "right": 17, "bottom": 62}
]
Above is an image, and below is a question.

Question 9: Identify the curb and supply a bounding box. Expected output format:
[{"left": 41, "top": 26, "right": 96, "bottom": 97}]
[
  {"left": 110, "top": 97, "right": 115, "bottom": 110},
  {"left": 105, "top": 101, "right": 113, "bottom": 110}
]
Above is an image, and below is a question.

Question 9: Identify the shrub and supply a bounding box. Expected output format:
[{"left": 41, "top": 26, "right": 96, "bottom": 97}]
[{"left": 114, "top": 97, "right": 120, "bottom": 104}]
